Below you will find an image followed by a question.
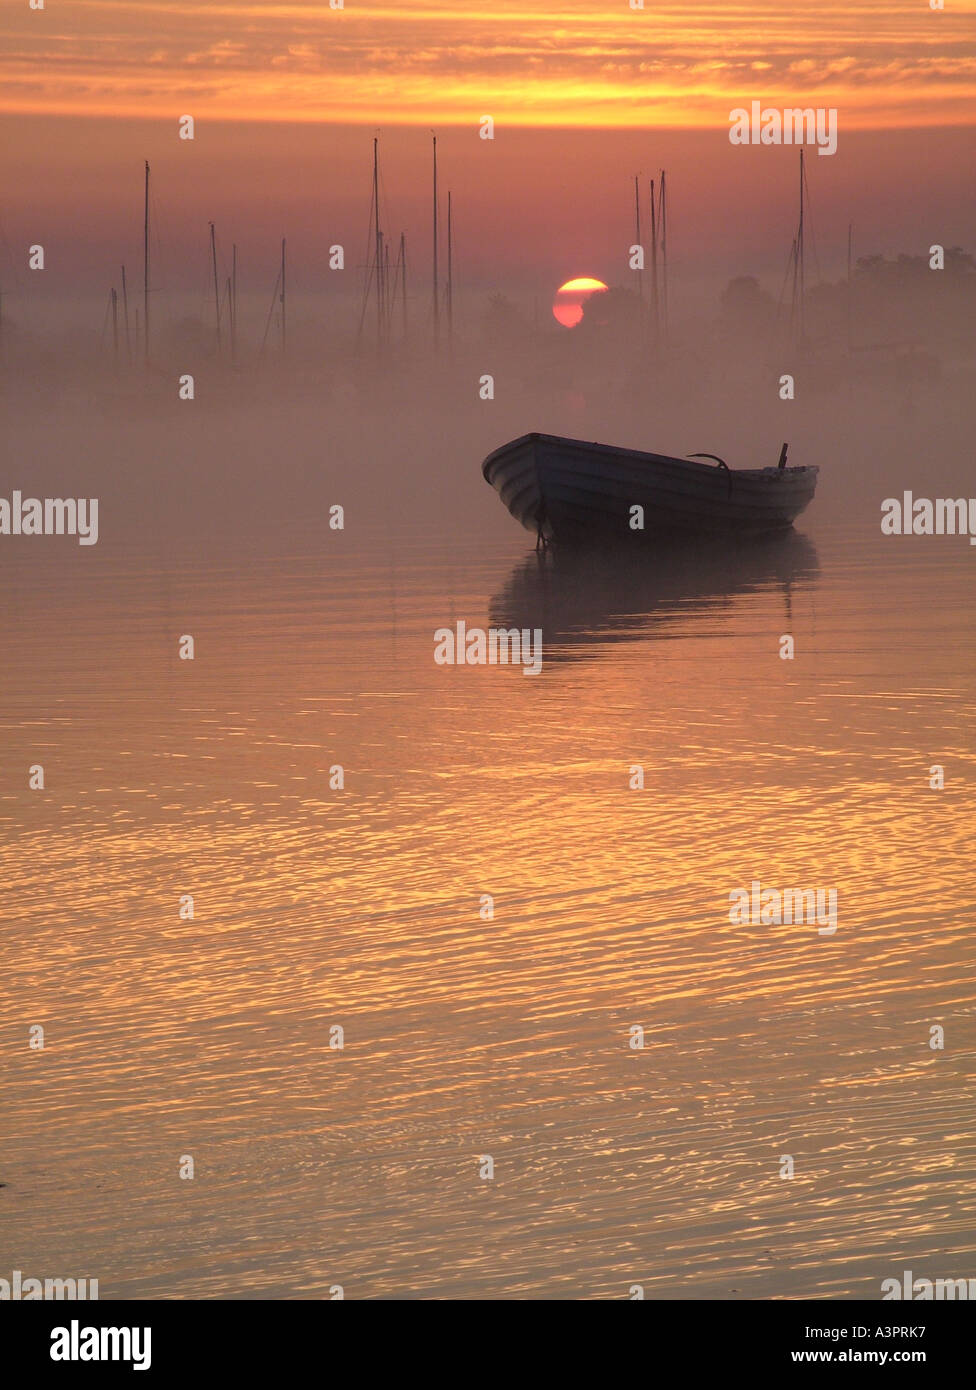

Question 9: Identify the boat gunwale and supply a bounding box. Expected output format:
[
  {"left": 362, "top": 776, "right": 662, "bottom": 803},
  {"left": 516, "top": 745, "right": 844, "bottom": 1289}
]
[{"left": 481, "top": 431, "right": 819, "bottom": 483}]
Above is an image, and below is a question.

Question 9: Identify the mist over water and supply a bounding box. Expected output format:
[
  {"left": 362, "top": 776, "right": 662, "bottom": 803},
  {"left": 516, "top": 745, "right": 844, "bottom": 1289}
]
[
  {"left": 3, "top": 259, "right": 975, "bottom": 548},
  {"left": 2, "top": 245, "right": 976, "bottom": 1300}
]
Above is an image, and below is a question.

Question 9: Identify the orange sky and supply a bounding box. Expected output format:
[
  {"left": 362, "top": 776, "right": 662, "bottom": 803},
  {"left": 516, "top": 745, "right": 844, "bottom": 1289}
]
[
  {"left": 3, "top": 4, "right": 974, "bottom": 306},
  {"left": 4, "top": 0, "right": 976, "bottom": 128}
]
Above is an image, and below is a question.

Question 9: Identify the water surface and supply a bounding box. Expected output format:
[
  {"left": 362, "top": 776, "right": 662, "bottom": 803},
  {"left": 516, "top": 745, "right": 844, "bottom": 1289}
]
[{"left": 1, "top": 518, "right": 974, "bottom": 1298}]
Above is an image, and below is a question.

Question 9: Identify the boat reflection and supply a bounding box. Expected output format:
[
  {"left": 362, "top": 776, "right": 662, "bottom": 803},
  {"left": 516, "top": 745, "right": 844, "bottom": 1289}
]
[{"left": 489, "top": 530, "right": 820, "bottom": 662}]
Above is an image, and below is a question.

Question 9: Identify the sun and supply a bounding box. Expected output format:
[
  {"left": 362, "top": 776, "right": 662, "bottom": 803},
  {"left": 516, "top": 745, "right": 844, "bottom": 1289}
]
[{"left": 552, "top": 277, "right": 608, "bottom": 328}]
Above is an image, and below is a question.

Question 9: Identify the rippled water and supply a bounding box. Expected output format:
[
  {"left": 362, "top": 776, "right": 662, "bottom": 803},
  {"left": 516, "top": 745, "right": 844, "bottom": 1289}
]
[{"left": 1, "top": 520, "right": 974, "bottom": 1299}]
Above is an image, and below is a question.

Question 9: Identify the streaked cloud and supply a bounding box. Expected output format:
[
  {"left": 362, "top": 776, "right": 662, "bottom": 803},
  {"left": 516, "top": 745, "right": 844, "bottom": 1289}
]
[{"left": 3, "top": 0, "right": 975, "bottom": 125}]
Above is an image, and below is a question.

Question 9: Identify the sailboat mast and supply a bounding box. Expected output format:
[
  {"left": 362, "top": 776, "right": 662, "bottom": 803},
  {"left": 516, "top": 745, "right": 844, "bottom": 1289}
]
[
  {"left": 231, "top": 243, "right": 238, "bottom": 362},
  {"left": 797, "top": 149, "right": 805, "bottom": 344},
  {"left": 373, "top": 137, "right": 383, "bottom": 345},
  {"left": 846, "top": 222, "right": 852, "bottom": 353},
  {"left": 111, "top": 286, "right": 119, "bottom": 363},
  {"left": 446, "top": 190, "right": 454, "bottom": 343},
  {"left": 378, "top": 229, "right": 385, "bottom": 335},
  {"left": 432, "top": 134, "right": 439, "bottom": 346},
  {"left": 634, "top": 175, "right": 643, "bottom": 304},
  {"left": 659, "top": 170, "right": 669, "bottom": 343},
  {"left": 210, "top": 222, "right": 221, "bottom": 351},
  {"left": 649, "top": 178, "right": 658, "bottom": 343},
  {"left": 143, "top": 160, "right": 150, "bottom": 364},
  {"left": 279, "top": 237, "right": 286, "bottom": 354},
  {"left": 400, "top": 232, "right": 407, "bottom": 339},
  {"left": 384, "top": 239, "right": 392, "bottom": 333},
  {"left": 121, "top": 264, "right": 130, "bottom": 360}
]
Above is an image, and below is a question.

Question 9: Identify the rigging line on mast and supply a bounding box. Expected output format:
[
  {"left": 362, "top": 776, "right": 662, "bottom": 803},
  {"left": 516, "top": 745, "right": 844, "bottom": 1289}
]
[
  {"left": 0, "top": 214, "right": 27, "bottom": 295},
  {"left": 772, "top": 236, "right": 798, "bottom": 356},
  {"left": 776, "top": 236, "right": 797, "bottom": 318},
  {"left": 357, "top": 256, "right": 377, "bottom": 339},
  {"left": 357, "top": 165, "right": 379, "bottom": 337},
  {"left": 801, "top": 154, "right": 822, "bottom": 285},
  {"left": 259, "top": 268, "right": 282, "bottom": 353},
  {"left": 449, "top": 213, "right": 460, "bottom": 329},
  {"left": 99, "top": 287, "right": 114, "bottom": 346}
]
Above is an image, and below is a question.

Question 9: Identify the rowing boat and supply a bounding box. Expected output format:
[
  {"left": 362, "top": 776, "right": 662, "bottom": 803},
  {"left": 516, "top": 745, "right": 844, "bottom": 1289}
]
[{"left": 482, "top": 432, "right": 818, "bottom": 544}]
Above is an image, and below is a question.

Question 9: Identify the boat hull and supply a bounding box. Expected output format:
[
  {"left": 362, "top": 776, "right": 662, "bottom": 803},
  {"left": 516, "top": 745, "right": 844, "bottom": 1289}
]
[{"left": 482, "top": 433, "right": 818, "bottom": 542}]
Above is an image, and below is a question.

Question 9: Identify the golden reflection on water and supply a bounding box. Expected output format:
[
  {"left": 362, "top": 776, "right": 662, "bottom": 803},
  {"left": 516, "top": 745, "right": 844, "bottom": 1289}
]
[{"left": 1, "top": 525, "right": 974, "bottom": 1298}]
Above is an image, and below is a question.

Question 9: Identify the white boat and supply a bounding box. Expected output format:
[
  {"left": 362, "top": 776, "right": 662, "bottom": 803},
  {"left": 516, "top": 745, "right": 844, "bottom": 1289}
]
[{"left": 482, "top": 432, "right": 818, "bottom": 545}]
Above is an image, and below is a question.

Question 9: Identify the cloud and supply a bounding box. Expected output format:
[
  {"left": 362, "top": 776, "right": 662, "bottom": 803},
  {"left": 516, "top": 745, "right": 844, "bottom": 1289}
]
[{"left": 2, "top": 0, "right": 974, "bottom": 124}]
